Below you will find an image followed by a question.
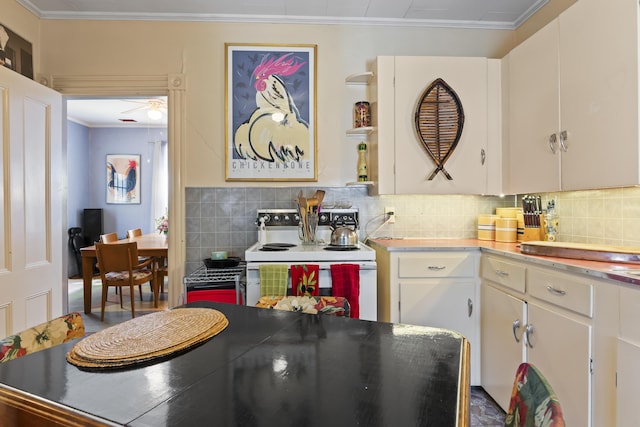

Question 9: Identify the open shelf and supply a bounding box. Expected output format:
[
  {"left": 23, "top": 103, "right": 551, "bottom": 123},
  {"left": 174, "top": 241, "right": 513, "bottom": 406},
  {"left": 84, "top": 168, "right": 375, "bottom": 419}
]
[
  {"left": 345, "top": 71, "right": 374, "bottom": 85},
  {"left": 346, "top": 181, "right": 374, "bottom": 187},
  {"left": 346, "top": 126, "right": 375, "bottom": 136}
]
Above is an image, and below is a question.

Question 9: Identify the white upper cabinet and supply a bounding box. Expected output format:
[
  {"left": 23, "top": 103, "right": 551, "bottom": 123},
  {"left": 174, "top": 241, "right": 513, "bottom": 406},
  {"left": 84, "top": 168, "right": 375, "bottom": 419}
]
[
  {"left": 558, "top": 0, "right": 639, "bottom": 191},
  {"left": 506, "top": 20, "right": 561, "bottom": 194},
  {"left": 373, "top": 56, "right": 500, "bottom": 195},
  {"left": 506, "top": 0, "right": 640, "bottom": 193}
]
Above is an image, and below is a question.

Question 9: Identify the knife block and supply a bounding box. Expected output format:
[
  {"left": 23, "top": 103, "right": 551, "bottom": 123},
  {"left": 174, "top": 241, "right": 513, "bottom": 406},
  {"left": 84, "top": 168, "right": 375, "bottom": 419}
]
[{"left": 522, "top": 227, "right": 542, "bottom": 242}]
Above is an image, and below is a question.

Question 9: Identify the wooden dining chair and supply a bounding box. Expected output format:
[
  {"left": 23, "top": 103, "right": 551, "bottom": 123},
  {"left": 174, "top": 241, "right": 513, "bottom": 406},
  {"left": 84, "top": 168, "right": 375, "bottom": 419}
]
[
  {"left": 100, "top": 232, "right": 118, "bottom": 243},
  {"left": 95, "top": 242, "right": 154, "bottom": 321},
  {"left": 126, "top": 228, "right": 143, "bottom": 238}
]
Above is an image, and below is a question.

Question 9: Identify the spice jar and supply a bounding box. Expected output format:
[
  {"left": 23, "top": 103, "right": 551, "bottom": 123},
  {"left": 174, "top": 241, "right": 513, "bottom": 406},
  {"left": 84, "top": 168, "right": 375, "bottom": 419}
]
[{"left": 354, "top": 101, "right": 371, "bottom": 128}]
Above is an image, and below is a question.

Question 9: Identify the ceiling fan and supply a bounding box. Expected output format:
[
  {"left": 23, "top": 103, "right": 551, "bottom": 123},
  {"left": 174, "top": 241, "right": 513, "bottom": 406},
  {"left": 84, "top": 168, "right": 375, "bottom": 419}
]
[{"left": 120, "top": 98, "right": 167, "bottom": 120}]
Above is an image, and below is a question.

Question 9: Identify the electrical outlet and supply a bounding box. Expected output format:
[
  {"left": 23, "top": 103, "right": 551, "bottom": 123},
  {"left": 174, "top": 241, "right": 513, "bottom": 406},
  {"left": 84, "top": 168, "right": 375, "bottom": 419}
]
[{"left": 385, "top": 207, "right": 396, "bottom": 224}]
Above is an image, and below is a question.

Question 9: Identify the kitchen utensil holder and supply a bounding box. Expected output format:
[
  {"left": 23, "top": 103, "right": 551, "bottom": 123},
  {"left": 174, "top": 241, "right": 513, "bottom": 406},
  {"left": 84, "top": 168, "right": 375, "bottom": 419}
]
[{"left": 520, "top": 214, "right": 546, "bottom": 242}]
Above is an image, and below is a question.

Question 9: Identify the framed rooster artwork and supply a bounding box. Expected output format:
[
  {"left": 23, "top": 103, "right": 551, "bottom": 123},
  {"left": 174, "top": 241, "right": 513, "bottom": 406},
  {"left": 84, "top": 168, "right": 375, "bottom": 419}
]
[
  {"left": 225, "top": 43, "right": 317, "bottom": 181},
  {"left": 106, "top": 154, "right": 141, "bottom": 204}
]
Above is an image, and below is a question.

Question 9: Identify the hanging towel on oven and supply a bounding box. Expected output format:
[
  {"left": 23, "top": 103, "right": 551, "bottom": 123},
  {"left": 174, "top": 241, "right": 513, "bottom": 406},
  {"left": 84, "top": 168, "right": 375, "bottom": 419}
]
[
  {"left": 291, "top": 264, "right": 320, "bottom": 296},
  {"left": 259, "top": 265, "right": 288, "bottom": 297},
  {"left": 330, "top": 264, "right": 360, "bottom": 319}
]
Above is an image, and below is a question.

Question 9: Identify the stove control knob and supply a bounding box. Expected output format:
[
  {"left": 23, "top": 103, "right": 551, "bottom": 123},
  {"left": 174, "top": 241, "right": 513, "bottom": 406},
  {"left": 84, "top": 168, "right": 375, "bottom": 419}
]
[
  {"left": 260, "top": 214, "right": 270, "bottom": 224},
  {"left": 283, "top": 214, "right": 290, "bottom": 222},
  {"left": 319, "top": 213, "right": 328, "bottom": 223},
  {"left": 273, "top": 215, "right": 281, "bottom": 222},
  {"left": 294, "top": 214, "right": 300, "bottom": 223}
]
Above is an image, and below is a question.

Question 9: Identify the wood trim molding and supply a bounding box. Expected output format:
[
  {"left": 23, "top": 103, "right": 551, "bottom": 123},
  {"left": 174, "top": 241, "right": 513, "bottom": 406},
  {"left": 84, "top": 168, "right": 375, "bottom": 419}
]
[{"left": 38, "top": 73, "right": 186, "bottom": 308}]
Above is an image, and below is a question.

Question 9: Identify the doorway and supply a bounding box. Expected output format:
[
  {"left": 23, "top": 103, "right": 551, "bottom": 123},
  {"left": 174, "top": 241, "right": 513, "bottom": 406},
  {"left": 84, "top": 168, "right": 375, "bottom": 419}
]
[{"left": 65, "top": 96, "right": 169, "bottom": 326}]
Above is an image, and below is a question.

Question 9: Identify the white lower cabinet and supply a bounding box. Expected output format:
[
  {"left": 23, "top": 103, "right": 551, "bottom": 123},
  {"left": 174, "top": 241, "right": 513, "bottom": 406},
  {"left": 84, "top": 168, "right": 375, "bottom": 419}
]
[
  {"left": 481, "top": 255, "right": 594, "bottom": 427},
  {"left": 373, "top": 248, "right": 481, "bottom": 385},
  {"left": 617, "top": 285, "right": 640, "bottom": 427},
  {"left": 480, "top": 284, "right": 526, "bottom": 409}
]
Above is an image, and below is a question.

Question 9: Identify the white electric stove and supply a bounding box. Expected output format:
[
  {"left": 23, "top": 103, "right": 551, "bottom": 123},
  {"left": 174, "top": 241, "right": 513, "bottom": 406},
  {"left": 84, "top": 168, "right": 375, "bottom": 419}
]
[{"left": 244, "top": 208, "right": 377, "bottom": 320}]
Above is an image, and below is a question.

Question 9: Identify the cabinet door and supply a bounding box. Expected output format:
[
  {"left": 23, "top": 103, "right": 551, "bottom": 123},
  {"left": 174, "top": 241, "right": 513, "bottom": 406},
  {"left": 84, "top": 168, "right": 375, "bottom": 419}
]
[
  {"left": 617, "top": 339, "right": 640, "bottom": 427},
  {"left": 527, "top": 302, "right": 591, "bottom": 427},
  {"left": 393, "top": 56, "right": 488, "bottom": 194},
  {"left": 506, "top": 19, "right": 561, "bottom": 194},
  {"left": 480, "top": 283, "right": 526, "bottom": 411},
  {"left": 399, "top": 279, "right": 479, "bottom": 383},
  {"left": 558, "top": 0, "right": 639, "bottom": 190}
]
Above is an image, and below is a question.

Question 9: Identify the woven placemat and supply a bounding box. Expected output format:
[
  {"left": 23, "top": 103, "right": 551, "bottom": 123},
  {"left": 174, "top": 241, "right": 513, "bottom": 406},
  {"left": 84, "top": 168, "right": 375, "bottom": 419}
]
[{"left": 67, "top": 307, "right": 228, "bottom": 370}]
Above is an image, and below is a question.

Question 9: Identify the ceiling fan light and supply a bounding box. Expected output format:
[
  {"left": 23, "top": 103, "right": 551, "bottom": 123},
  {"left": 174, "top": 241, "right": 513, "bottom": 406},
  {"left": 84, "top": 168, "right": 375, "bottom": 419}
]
[{"left": 148, "top": 108, "right": 163, "bottom": 120}]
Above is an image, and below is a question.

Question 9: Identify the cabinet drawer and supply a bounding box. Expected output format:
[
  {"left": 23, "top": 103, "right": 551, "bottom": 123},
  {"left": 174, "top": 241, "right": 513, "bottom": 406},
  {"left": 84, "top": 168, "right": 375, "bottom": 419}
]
[
  {"left": 528, "top": 267, "right": 593, "bottom": 317},
  {"left": 398, "top": 253, "right": 475, "bottom": 278},
  {"left": 481, "top": 256, "right": 526, "bottom": 293}
]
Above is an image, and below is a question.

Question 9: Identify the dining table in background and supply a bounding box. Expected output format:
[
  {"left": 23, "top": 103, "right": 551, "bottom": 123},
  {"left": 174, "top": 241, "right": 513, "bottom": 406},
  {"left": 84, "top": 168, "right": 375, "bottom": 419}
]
[
  {"left": 0, "top": 301, "right": 470, "bottom": 426},
  {"left": 80, "top": 233, "right": 168, "bottom": 314}
]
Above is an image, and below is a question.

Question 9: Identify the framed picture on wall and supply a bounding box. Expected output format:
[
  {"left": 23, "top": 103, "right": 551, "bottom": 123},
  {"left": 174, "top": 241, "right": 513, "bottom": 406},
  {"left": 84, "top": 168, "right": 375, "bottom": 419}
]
[
  {"left": 0, "top": 23, "right": 33, "bottom": 79},
  {"left": 106, "top": 154, "right": 141, "bottom": 204},
  {"left": 225, "top": 43, "right": 317, "bottom": 181}
]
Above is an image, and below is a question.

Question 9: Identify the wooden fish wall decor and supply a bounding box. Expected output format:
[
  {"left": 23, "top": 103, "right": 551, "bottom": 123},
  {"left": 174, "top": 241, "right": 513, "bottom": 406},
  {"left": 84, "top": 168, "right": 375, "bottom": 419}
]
[{"left": 414, "top": 78, "right": 465, "bottom": 180}]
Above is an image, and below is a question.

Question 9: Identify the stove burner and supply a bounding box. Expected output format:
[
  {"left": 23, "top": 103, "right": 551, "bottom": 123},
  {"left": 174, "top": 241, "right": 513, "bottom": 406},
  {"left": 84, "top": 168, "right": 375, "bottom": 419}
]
[
  {"left": 260, "top": 245, "right": 290, "bottom": 251},
  {"left": 264, "top": 243, "right": 296, "bottom": 248},
  {"left": 324, "top": 245, "right": 360, "bottom": 251}
]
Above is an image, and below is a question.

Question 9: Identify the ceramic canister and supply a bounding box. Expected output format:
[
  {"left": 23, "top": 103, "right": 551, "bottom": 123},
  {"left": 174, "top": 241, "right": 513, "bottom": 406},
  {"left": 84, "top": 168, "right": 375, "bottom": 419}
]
[
  {"left": 495, "top": 218, "right": 518, "bottom": 243},
  {"left": 495, "top": 207, "right": 523, "bottom": 218},
  {"left": 477, "top": 215, "right": 500, "bottom": 241}
]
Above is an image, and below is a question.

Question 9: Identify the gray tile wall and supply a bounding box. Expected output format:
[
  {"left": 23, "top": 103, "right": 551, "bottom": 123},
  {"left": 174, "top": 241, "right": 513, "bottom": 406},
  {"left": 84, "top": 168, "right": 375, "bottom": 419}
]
[{"left": 185, "top": 186, "right": 510, "bottom": 273}]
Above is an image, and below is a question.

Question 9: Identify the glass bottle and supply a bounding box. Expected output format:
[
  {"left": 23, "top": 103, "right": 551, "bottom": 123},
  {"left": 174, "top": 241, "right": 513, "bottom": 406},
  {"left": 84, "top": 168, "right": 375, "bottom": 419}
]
[{"left": 357, "top": 142, "right": 368, "bottom": 182}]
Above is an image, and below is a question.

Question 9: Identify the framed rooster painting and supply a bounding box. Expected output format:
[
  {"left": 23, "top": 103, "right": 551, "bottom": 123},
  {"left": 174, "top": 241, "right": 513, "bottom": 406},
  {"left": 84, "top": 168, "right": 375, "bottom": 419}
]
[
  {"left": 225, "top": 43, "right": 317, "bottom": 181},
  {"left": 106, "top": 154, "right": 141, "bottom": 204}
]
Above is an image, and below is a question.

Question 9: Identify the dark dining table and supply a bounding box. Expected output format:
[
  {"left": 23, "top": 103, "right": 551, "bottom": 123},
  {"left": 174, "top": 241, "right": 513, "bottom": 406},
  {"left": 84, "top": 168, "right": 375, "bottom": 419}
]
[
  {"left": 80, "top": 233, "right": 168, "bottom": 314},
  {"left": 0, "top": 302, "right": 470, "bottom": 426}
]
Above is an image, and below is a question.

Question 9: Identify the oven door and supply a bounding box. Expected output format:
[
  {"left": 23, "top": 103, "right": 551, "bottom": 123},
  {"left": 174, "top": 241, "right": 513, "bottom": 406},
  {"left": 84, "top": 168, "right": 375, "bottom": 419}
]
[{"left": 246, "top": 261, "right": 377, "bottom": 321}]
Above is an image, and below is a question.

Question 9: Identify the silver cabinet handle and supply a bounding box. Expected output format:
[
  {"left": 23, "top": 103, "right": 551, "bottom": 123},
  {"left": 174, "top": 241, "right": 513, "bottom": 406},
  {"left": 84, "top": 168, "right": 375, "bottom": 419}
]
[
  {"left": 524, "top": 324, "right": 535, "bottom": 348},
  {"left": 495, "top": 269, "right": 509, "bottom": 277},
  {"left": 559, "top": 130, "right": 568, "bottom": 152},
  {"left": 467, "top": 298, "right": 473, "bottom": 317},
  {"left": 548, "top": 133, "right": 558, "bottom": 154},
  {"left": 428, "top": 265, "right": 446, "bottom": 271},
  {"left": 480, "top": 148, "right": 486, "bottom": 165},
  {"left": 546, "top": 285, "right": 566, "bottom": 296},
  {"left": 512, "top": 319, "right": 521, "bottom": 343}
]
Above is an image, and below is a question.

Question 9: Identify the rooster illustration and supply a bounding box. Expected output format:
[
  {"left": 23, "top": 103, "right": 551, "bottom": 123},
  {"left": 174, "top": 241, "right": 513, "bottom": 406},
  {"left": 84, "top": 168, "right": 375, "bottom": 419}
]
[
  {"left": 234, "top": 53, "right": 310, "bottom": 163},
  {"left": 107, "top": 159, "right": 137, "bottom": 201}
]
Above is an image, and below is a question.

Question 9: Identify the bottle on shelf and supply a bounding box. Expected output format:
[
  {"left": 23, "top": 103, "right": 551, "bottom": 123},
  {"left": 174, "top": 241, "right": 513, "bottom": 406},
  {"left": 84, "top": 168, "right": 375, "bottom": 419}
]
[{"left": 357, "top": 142, "right": 368, "bottom": 182}]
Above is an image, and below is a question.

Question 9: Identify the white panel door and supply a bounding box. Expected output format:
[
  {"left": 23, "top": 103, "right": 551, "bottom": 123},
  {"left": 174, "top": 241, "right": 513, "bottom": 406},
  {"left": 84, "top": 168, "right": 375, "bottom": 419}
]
[{"left": 0, "top": 66, "right": 63, "bottom": 335}]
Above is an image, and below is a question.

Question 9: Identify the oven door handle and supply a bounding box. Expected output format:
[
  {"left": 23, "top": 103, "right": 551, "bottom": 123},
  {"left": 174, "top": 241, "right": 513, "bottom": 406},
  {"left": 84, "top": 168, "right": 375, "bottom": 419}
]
[{"left": 246, "top": 262, "right": 377, "bottom": 271}]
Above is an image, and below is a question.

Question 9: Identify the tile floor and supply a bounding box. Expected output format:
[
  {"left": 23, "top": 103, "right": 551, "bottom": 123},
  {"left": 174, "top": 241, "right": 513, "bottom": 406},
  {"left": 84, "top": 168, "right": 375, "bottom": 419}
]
[{"left": 67, "top": 279, "right": 506, "bottom": 425}]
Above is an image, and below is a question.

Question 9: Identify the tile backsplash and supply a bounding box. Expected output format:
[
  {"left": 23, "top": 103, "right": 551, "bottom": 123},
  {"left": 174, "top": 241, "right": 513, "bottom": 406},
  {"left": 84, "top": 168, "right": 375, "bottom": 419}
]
[{"left": 185, "top": 186, "right": 640, "bottom": 273}]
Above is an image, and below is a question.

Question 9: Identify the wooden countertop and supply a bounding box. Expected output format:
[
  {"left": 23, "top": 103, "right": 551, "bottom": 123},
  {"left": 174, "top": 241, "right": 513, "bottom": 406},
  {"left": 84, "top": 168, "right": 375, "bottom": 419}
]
[{"left": 367, "top": 238, "right": 640, "bottom": 287}]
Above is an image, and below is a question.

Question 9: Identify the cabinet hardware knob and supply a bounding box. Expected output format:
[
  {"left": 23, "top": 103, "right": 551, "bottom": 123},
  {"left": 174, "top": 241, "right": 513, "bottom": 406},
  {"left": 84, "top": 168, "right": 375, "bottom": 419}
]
[
  {"left": 480, "top": 148, "right": 486, "bottom": 165},
  {"left": 467, "top": 298, "right": 473, "bottom": 317},
  {"left": 427, "top": 265, "right": 446, "bottom": 271},
  {"left": 559, "top": 130, "right": 569, "bottom": 152},
  {"left": 548, "top": 133, "right": 558, "bottom": 154},
  {"left": 546, "top": 285, "right": 566, "bottom": 296},
  {"left": 524, "top": 324, "right": 535, "bottom": 348},
  {"left": 512, "top": 319, "right": 521, "bottom": 343},
  {"left": 495, "top": 269, "right": 509, "bottom": 277}
]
